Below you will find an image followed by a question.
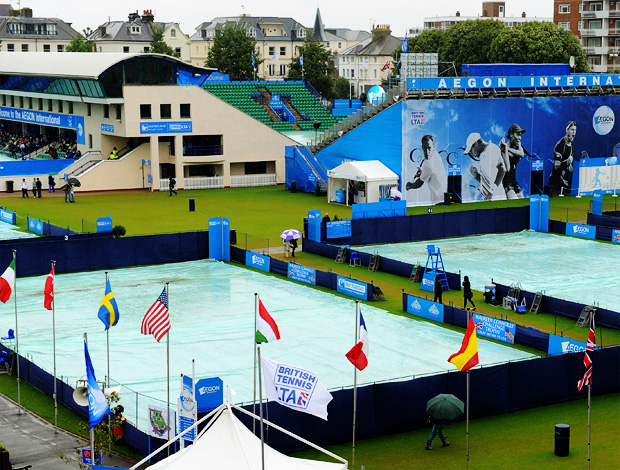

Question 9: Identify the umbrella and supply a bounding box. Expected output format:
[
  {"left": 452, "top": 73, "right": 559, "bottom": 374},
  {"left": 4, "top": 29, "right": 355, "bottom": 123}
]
[
  {"left": 48, "top": 172, "right": 58, "bottom": 176},
  {"left": 426, "top": 394, "right": 464, "bottom": 421},
  {"left": 280, "top": 229, "right": 302, "bottom": 240},
  {"left": 68, "top": 177, "right": 81, "bottom": 187}
]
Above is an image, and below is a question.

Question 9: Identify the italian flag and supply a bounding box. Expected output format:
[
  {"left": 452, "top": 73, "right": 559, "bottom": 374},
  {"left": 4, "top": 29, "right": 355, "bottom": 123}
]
[
  {"left": 256, "top": 299, "right": 280, "bottom": 344},
  {"left": 0, "top": 259, "right": 15, "bottom": 303}
]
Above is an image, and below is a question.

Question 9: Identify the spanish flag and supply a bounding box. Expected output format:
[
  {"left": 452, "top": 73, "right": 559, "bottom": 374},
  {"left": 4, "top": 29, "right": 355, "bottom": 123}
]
[{"left": 448, "top": 316, "right": 479, "bottom": 372}]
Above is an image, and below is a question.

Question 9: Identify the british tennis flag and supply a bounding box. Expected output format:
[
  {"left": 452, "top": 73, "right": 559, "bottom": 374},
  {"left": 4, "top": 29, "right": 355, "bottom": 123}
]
[
  {"left": 345, "top": 312, "right": 369, "bottom": 371},
  {"left": 577, "top": 311, "right": 596, "bottom": 391},
  {"left": 141, "top": 288, "right": 171, "bottom": 342}
]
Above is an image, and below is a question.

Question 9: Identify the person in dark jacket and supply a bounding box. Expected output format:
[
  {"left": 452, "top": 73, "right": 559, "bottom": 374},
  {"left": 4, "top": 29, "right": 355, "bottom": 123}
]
[
  {"left": 462, "top": 275, "right": 476, "bottom": 310},
  {"left": 433, "top": 275, "right": 443, "bottom": 303},
  {"left": 290, "top": 238, "right": 298, "bottom": 257},
  {"left": 425, "top": 416, "right": 450, "bottom": 450}
]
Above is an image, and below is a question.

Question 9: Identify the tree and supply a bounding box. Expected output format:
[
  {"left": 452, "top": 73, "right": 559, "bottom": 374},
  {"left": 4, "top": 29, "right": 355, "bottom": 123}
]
[
  {"left": 334, "top": 77, "right": 352, "bottom": 99},
  {"left": 149, "top": 26, "right": 178, "bottom": 57},
  {"left": 205, "top": 24, "right": 260, "bottom": 79},
  {"left": 439, "top": 19, "right": 507, "bottom": 75},
  {"left": 489, "top": 22, "right": 588, "bottom": 72},
  {"left": 66, "top": 33, "right": 93, "bottom": 52},
  {"left": 287, "top": 38, "right": 335, "bottom": 99}
]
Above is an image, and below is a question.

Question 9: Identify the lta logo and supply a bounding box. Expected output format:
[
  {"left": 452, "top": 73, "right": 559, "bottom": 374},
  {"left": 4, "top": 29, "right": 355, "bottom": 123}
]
[{"left": 592, "top": 106, "right": 615, "bottom": 135}]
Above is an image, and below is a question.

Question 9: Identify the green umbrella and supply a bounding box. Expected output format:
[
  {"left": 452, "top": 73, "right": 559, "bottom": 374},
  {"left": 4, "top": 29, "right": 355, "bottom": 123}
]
[
  {"left": 426, "top": 394, "right": 464, "bottom": 421},
  {"left": 49, "top": 172, "right": 58, "bottom": 175}
]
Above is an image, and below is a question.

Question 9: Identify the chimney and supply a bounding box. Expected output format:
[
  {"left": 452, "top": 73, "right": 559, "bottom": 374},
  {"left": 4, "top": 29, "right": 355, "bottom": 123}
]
[
  {"left": 128, "top": 11, "right": 140, "bottom": 22},
  {"left": 142, "top": 9, "right": 155, "bottom": 23},
  {"left": 371, "top": 24, "right": 391, "bottom": 42},
  {"left": 522, "top": 12, "right": 527, "bottom": 18},
  {"left": 456, "top": 11, "right": 460, "bottom": 17},
  {"left": 20, "top": 7, "right": 33, "bottom": 17},
  {"left": 98, "top": 25, "right": 107, "bottom": 38}
]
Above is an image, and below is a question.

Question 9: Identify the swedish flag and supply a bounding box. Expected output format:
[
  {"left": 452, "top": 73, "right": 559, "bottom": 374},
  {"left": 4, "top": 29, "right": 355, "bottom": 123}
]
[{"left": 98, "top": 279, "right": 119, "bottom": 330}]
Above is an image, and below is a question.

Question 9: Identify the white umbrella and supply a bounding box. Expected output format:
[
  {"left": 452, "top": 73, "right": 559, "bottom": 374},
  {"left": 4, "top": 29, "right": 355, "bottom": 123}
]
[{"left": 280, "top": 229, "right": 303, "bottom": 240}]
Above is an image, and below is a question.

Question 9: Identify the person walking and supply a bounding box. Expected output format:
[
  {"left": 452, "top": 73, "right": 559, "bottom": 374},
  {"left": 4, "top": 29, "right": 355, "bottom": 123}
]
[
  {"left": 69, "top": 183, "right": 75, "bottom": 203},
  {"left": 31, "top": 178, "right": 37, "bottom": 198},
  {"left": 21, "top": 178, "right": 28, "bottom": 198},
  {"left": 48, "top": 174, "right": 55, "bottom": 192},
  {"left": 61, "top": 182, "right": 70, "bottom": 203},
  {"left": 463, "top": 275, "right": 476, "bottom": 310},
  {"left": 290, "top": 238, "right": 298, "bottom": 257},
  {"left": 425, "top": 417, "right": 450, "bottom": 450},
  {"left": 36, "top": 178, "right": 42, "bottom": 198},
  {"left": 169, "top": 177, "right": 177, "bottom": 196},
  {"left": 433, "top": 275, "right": 443, "bottom": 303}
]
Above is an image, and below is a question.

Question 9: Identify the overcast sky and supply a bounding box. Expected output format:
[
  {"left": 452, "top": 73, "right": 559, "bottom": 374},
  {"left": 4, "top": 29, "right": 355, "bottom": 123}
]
[{"left": 20, "top": 0, "right": 554, "bottom": 37}]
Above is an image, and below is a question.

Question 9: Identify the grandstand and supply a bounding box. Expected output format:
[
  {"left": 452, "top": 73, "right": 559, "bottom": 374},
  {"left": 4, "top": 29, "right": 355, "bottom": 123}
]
[{"left": 203, "top": 81, "right": 340, "bottom": 133}]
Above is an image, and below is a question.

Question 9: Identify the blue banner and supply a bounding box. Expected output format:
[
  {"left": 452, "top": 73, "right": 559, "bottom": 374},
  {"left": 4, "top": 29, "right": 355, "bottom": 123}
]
[
  {"left": 27, "top": 217, "right": 44, "bottom": 235},
  {"left": 222, "top": 217, "right": 230, "bottom": 262},
  {"left": 308, "top": 210, "right": 321, "bottom": 242},
  {"left": 287, "top": 263, "right": 316, "bottom": 285},
  {"left": 96, "top": 216, "right": 113, "bottom": 233},
  {"left": 405, "top": 294, "right": 444, "bottom": 323},
  {"left": 326, "top": 220, "right": 352, "bottom": 239},
  {"left": 613, "top": 229, "right": 620, "bottom": 244},
  {"left": 178, "top": 375, "right": 196, "bottom": 440},
  {"left": 472, "top": 313, "right": 516, "bottom": 344},
  {"left": 592, "top": 190, "right": 603, "bottom": 215},
  {"left": 101, "top": 123, "right": 114, "bottom": 133},
  {"left": 566, "top": 222, "right": 596, "bottom": 239},
  {"left": 245, "top": 251, "right": 270, "bottom": 272},
  {"left": 0, "top": 208, "right": 16, "bottom": 225},
  {"left": 548, "top": 334, "right": 588, "bottom": 355},
  {"left": 420, "top": 271, "right": 436, "bottom": 292},
  {"left": 531, "top": 160, "right": 544, "bottom": 171},
  {"left": 140, "top": 121, "right": 192, "bottom": 134},
  {"left": 0, "top": 106, "right": 85, "bottom": 144},
  {"left": 195, "top": 377, "right": 223, "bottom": 412},
  {"left": 407, "top": 74, "right": 620, "bottom": 90},
  {"left": 208, "top": 217, "right": 223, "bottom": 260},
  {"left": 336, "top": 276, "right": 367, "bottom": 300}
]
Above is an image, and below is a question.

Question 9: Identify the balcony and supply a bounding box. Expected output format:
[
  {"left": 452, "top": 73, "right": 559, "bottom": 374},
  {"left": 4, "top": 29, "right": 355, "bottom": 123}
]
[
  {"left": 581, "top": 28, "right": 610, "bottom": 36},
  {"left": 609, "top": 28, "right": 620, "bottom": 35},
  {"left": 585, "top": 46, "right": 611, "bottom": 54}
]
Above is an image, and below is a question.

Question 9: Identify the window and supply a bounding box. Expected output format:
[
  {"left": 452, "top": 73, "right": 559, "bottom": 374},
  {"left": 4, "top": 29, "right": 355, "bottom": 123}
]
[
  {"left": 7, "top": 44, "right": 14, "bottom": 52},
  {"left": 578, "top": 21, "right": 583, "bottom": 31},
  {"left": 57, "top": 100, "right": 63, "bottom": 113},
  {"left": 171, "top": 29, "right": 176, "bottom": 38},
  {"left": 590, "top": 3, "right": 603, "bottom": 11},
  {"left": 180, "top": 103, "right": 191, "bottom": 118},
  {"left": 115, "top": 104, "right": 121, "bottom": 120},
  {"left": 47, "top": 99, "right": 52, "bottom": 111},
  {"left": 160, "top": 104, "right": 171, "bottom": 119},
  {"left": 38, "top": 98, "right": 43, "bottom": 110},
  {"left": 43, "top": 44, "right": 50, "bottom": 52},
  {"left": 558, "top": 22, "right": 571, "bottom": 30},
  {"left": 175, "top": 47, "right": 181, "bottom": 55},
  {"left": 579, "top": 3, "right": 583, "bottom": 12},
  {"left": 131, "top": 25, "right": 141, "bottom": 34},
  {"left": 268, "top": 64, "right": 275, "bottom": 76},
  {"left": 88, "top": 134, "right": 93, "bottom": 149},
  {"left": 268, "top": 46, "right": 275, "bottom": 56},
  {"left": 338, "top": 42, "right": 342, "bottom": 49},
  {"left": 103, "top": 104, "right": 109, "bottom": 118},
  {"left": 10, "top": 96, "right": 14, "bottom": 107},
  {"left": 87, "top": 103, "right": 91, "bottom": 116},
  {"left": 57, "top": 45, "right": 64, "bottom": 52},
  {"left": 589, "top": 20, "right": 602, "bottom": 29},
  {"left": 558, "top": 4, "right": 570, "bottom": 13},
  {"left": 588, "top": 56, "right": 601, "bottom": 66},
  {"left": 123, "top": 46, "right": 130, "bottom": 53},
  {"left": 248, "top": 27, "right": 256, "bottom": 37},
  {"left": 1, "top": 95, "right": 5, "bottom": 106},
  {"left": 499, "top": 5, "right": 504, "bottom": 15},
  {"left": 279, "top": 64, "right": 286, "bottom": 75},
  {"left": 21, "top": 44, "right": 28, "bottom": 52},
  {"left": 67, "top": 101, "right": 73, "bottom": 114},
  {"left": 140, "top": 104, "right": 152, "bottom": 119},
  {"left": 351, "top": 69, "right": 355, "bottom": 78},
  {"left": 374, "top": 69, "right": 377, "bottom": 78},
  {"left": 144, "top": 46, "right": 149, "bottom": 52},
  {"left": 587, "top": 37, "right": 602, "bottom": 47},
  {"left": 280, "top": 46, "right": 286, "bottom": 56}
]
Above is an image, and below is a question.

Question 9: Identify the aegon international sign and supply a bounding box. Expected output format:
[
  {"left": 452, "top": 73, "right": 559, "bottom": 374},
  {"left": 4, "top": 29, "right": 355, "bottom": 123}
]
[
  {"left": 0, "top": 106, "right": 85, "bottom": 144},
  {"left": 407, "top": 74, "right": 620, "bottom": 90}
]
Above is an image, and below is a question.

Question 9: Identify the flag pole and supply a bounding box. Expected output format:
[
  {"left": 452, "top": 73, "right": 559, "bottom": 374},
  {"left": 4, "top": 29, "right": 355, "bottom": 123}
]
[
  {"left": 257, "top": 345, "right": 265, "bottom": 470},
  {"left": 166, "top": 282, "right": 171, "bottom": 456},
  {"left": 352, "top": 300, "right": 359, "bottom": 470},
  {"left": 253, "top": 292, "right": 258, "bottom": 435},
  {"left": 13, "top": 249, "right": 21, "bottom": 414},
  {"left": 466, "top": 309, "right": 471, "bottom": 470},
  {"left": 587, "top": 383, "right": 591, "bottom": 469},
  {"left": 51, "top": 260, "right": 58, "bottom": 433},
  {"left": 105, "top": 271, "right": 111, "bottom": 455},
  {"left": 85, "top": 332, "right": 95, "bottom": 463}
]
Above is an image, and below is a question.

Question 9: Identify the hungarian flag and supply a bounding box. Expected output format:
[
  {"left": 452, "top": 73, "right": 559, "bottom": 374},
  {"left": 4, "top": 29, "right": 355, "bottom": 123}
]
[
  {"left": 256, "top": 299, "right": 280, "bottom": 344},
  {"left": 44, "top": 265, "right": 54, "bottom": 310},
  {"left": 577, "top": 312, "right": 596, "bottom": 391},
  {"left": 0, "top": 259, "right": 15, "bottom": 303},
  {"left": 346, "top": 312, "right": 369, "bottom": 371},
  {"left": 141, "top": 287, "right": 171, "bottom": 342},
  {"left": 381, "top": 61, "right": 391, "bottom": 71},
  {"left": 448, "top": 316, "right": 479, "bottom": 372}
]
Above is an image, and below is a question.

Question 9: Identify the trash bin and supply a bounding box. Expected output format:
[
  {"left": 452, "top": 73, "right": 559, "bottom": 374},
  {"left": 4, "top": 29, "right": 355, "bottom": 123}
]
[
  {"left": 291, "top": 182, "right": 297, "bottom": 193},
  {"left": 5, "top": 180, "right": 13, "bottom": 193},
  {"left": 554, "top": 423, "right": 570, "bottom": 457},
  {"left": 484, "top": 284, "right": 496, "bottom": 304},
  {"left": 189, "top": 198, "right": 195, "bottom": 212}
]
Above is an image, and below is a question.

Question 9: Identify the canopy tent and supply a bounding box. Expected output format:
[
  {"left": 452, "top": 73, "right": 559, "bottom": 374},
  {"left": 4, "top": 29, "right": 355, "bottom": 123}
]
[
  {"left": 326, "top": 160, "right": 399, "bottom": 205},
  {"left": 131, "top": 403, "right": 347, "bottom": 470}
]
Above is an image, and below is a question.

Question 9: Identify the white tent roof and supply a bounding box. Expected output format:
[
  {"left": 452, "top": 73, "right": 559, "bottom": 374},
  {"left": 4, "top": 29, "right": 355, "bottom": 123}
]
[
  {"left": 140, "top": 404, "right": 347, "bottom": 470},
  {"left": 327, "top": 160, "right": 398, "bottom": 182}
]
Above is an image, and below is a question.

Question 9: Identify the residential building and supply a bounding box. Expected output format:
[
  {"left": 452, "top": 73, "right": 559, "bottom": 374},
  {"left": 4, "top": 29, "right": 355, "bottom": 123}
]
[
  {"left": 422, "top": 1, "right": 552, "bottom": 31},
  {"left": 337, "top": 25, "right": 401, "bottom": 97},
  {"left": 0, "top": 7, "right": 79, "bottom": 53},
  {"left": 554, "top": 0, "right": 583, "bottom": 37},
  {"left": 310, "top": 7, "right": 370, "bottom": 55},
  {"left": 190, "top": 15, "right": 307, "bottom": 79},
  {"left": 88, "top": 10, "right": 191, "bottom": 62}
]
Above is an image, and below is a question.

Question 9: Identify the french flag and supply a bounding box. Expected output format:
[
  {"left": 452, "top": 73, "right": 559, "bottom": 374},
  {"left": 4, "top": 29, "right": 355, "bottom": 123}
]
[{"left": 346, "top": 312, "right": 369, "bottom": 371}]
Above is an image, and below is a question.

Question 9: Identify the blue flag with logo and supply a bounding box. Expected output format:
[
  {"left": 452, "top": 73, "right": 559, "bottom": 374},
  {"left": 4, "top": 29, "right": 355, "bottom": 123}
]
[
  {"left": 84, "top": 340, "right": 112, "bottom": 428},
  {"left": 97, "top": 279, "right": 119, "bottom": 330},
  {"left": 402, "top": 33, "right": 407, "bottom": 53},
  {"left": 300, "top": 54, "right": 303, "bottom": 67},
  {"left": 252, "top": 55, "right": 255, "bottom": 67}
]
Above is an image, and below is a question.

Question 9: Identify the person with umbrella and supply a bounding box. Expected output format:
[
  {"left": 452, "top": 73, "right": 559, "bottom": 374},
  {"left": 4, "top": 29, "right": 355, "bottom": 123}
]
[
  {"left": 425, "top": 393, "right": 464, "bottom": 450},
  {"left": 280, "top": 229, "right": 302, "bottom": 258}
]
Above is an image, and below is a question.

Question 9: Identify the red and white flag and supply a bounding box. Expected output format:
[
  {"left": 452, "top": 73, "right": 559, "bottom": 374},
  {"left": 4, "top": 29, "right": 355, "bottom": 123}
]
[
  {"left": 346, "top": 312, "right": 369, "bottom": 371},
  {"left": 380, "top": 61, "right": 391, "bottom": 71},
  {"left": 256, "top": 299, "right": 280, "bottom": 344},
  {"left": 141, "top": 288, "right": 171, "bottom": 342},
  {"left": 44, "top": 265, "right": 54, "bottom": 310},
  {"left": 577, "top": 311, "right": 596, "bottom": 391}
]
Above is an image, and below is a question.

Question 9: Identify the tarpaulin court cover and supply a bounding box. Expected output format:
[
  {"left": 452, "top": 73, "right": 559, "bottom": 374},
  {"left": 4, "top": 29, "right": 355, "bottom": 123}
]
[{"left": 3, "top": 259, "right": 533, "bottom": 431}]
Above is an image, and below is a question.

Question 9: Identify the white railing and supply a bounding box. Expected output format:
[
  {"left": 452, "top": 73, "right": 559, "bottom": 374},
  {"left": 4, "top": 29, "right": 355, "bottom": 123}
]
[
  {"left": 159, "top": 176, "right": 224, "bottom": 191},
  {"left": 230, "top": 173, "right": 277, "bottom": 187}
]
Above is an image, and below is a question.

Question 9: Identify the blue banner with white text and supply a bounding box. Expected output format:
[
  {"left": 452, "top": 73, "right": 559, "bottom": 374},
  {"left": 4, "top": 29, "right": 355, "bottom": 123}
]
[
  {"left": 0, "top": 106, "right": 85, "bottom": 144},
  {"left": 405, "top": 294, "right": 444, "bottom": 323},
  {"left": 473, "top": 313, "right": 516, "bottom": 344},
  {"left": 566, "top": 222, "right": 596, "bottom": 239},
  {"left": 336, "top": 275, "right": 368, "bottom": 300},
  {"left": 245, "top": 251, "right": 270, "bottom": 272},
  {"left": 326, "top": 220, "right": 352, "bottom": 239},
  {"left": 287, "top": 263, "right": 317, "bottom": 285},
  {"left": 0, "top": 208, "right": 16, "bottom": 225},
  {"left": 548, "top": 334, "right": 588, "bottom": 355}
]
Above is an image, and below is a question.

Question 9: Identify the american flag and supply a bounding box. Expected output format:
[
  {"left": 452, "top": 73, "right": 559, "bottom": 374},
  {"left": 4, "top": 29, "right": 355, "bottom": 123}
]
[
  {"left": 577, "top": 312, "right": 596, "bottom": 391},
  {"left": 504, "top": 326, "right": 514, "bottom": 342},
  {"left": 141, "top": 288, "right": 171, "bottom": 342}
]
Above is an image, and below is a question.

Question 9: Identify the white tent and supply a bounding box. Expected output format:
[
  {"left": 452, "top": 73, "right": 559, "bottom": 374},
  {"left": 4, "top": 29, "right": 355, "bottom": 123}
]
[
  {"left": 131, "top": 403, "right": 348, "bottom": 470},
  {"left": 326, "top": 160, "right": 399, "bottom": 205}
]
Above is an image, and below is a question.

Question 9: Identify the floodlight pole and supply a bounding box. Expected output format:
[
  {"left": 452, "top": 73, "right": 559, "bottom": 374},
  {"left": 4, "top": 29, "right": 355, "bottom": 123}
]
[
  {"left": 13, "top": 249, "right": 21, "bottom": 415},
  {"left": 51, "top": 260, "right": 57, "bottom": 433}
]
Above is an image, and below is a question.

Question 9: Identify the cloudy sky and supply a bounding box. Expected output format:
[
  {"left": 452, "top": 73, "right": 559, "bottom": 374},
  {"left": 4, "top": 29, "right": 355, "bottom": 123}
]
[{"left": 20, "top": 0, "right": 554, "bottom": 37}]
